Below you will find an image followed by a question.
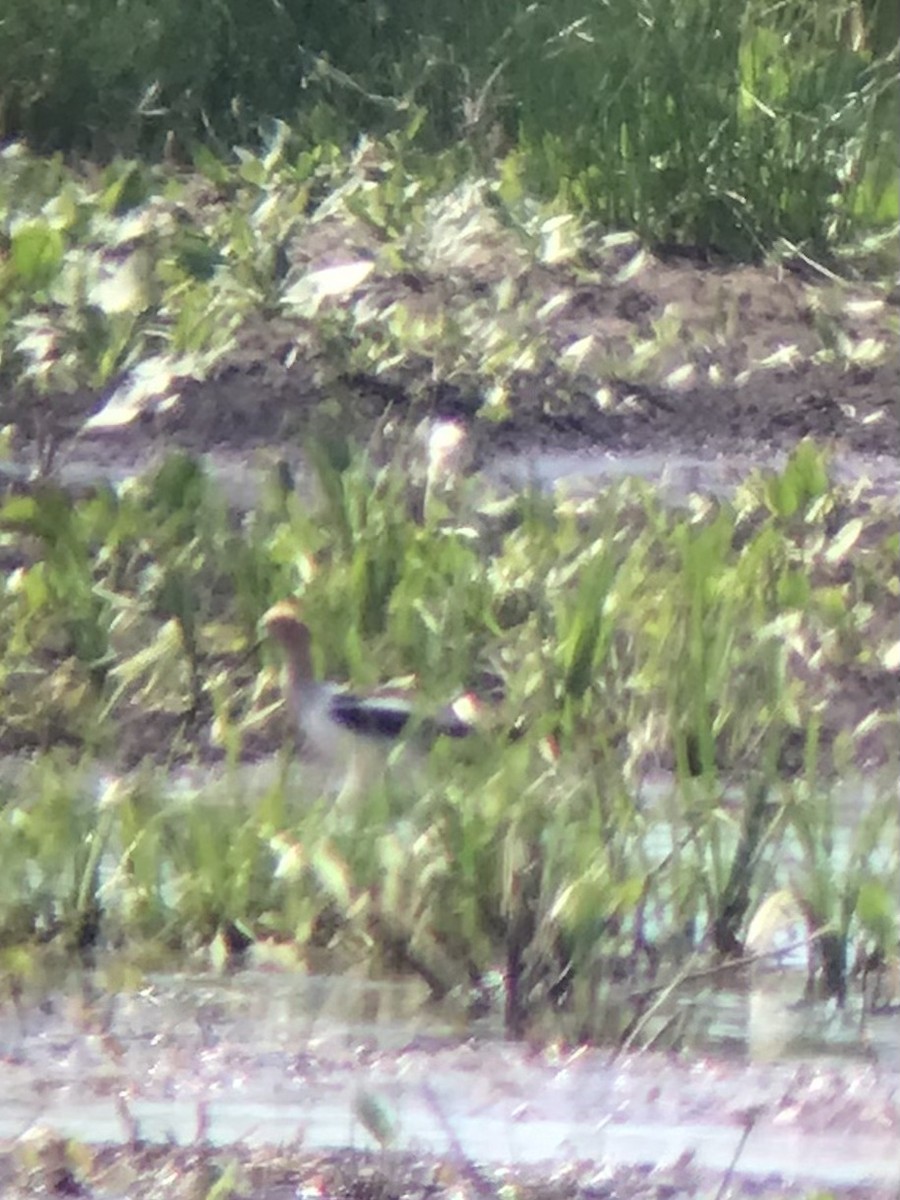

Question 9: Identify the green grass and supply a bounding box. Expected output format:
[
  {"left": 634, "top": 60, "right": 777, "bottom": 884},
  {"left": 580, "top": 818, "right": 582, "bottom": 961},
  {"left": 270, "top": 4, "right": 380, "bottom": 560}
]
[
  {"left": 0, "top": 440, "right": 897, "bottom": 1037},
  {"left": 0, "top": 0, "right": 896, "bottom": 257}
]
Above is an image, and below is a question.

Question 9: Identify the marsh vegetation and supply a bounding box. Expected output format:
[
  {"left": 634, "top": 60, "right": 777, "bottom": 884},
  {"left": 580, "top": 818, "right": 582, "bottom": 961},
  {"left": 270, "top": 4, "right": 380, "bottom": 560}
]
[
  {"left": 1, "top": 0, "right": 898, "bottom": 1193},
  {"left": 1, "top": 439, "right": 897, "bottom": 1038}
]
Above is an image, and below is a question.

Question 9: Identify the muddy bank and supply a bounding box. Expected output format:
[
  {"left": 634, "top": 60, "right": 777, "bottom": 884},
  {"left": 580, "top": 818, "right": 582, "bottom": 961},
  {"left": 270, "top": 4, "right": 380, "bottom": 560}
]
[
  {"left": 5, "top": 224, "right": 899, "bottom": 483},
  {"left": 2, "top": 1140, "right": 898, "bottom": 1200}
]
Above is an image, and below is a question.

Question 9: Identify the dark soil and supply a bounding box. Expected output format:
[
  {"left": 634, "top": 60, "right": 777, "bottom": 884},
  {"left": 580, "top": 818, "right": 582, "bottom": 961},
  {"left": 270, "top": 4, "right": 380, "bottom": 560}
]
[
  {"left": 163, "top": 254, "right": 900, "bottom": 463},
  {"left": 5, "top": 241, "right": 899, "bottom": 474}
]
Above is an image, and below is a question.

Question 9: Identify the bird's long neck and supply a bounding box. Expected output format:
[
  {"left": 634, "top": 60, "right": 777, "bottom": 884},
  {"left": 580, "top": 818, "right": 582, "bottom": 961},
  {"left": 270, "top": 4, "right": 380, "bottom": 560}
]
[{"left": 278, "top": 624, "right": 317, "bottom": 700}]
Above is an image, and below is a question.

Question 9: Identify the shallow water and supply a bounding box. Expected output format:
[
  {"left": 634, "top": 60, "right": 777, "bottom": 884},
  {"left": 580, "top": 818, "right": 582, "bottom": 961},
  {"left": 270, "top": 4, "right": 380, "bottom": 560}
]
[
  {"left": 2, "top": 759, "right": 898, "bottom": 1184},
  {"left": 4, "top": 440, "right": 900, "bottom": 510},
  {"left": 486, "top": 446, "right": 900, "bottom": 501},
  {"left": 1, "top": 969, "right": 898, "bottom": 1186}
]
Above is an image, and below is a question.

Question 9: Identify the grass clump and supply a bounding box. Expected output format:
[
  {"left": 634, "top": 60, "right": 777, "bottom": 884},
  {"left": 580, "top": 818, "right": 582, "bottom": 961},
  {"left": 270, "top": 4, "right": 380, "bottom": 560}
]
[
  {"left": 0, "top": 0, "right": 896, "bottom": 258},
  {"left": 0, "top": 438, "right": 897, "bottom": 1039}
]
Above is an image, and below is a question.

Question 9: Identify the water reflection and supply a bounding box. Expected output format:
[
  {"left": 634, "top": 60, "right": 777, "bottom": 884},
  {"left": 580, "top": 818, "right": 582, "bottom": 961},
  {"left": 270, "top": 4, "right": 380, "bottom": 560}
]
[
  {"left": 1, "top": 968, "right": 898, "bottom": 1185},
  {"left": 486, "top": 447, "right": 900, "bottom": 502}
]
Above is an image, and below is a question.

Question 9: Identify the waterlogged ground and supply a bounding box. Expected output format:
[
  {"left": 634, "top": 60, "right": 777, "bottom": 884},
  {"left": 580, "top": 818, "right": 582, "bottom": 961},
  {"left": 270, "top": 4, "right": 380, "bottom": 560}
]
[
  {"left": 2, "top": 198, "right": 900, "bottom": 1196},
  {"left": 2, "top": 969, "right": 899, "bottom": 1200},
  {"left": 3, "top": 757, "right": 899, "bottom": 1195}
]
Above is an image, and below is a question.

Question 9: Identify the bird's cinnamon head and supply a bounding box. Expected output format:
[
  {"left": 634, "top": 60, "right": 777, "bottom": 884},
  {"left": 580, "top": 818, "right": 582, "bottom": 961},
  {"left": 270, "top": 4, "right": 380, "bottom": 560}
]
[{"left": 262, "top": 601, "right": 315, "bottom": 684}]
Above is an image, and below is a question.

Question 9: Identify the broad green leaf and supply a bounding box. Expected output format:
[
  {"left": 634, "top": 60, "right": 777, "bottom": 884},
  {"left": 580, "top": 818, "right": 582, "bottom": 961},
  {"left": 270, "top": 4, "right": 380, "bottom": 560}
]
[
  {"left": 856, "top": 881, "right": 897, "bottom": 948},
  {"left": 11, "top": 220, "right": 64, "bottom": 287}
]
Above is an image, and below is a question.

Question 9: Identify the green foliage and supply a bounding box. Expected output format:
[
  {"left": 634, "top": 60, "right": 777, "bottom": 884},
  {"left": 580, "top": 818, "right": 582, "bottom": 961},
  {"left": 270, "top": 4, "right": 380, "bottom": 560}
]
[
  {"left": 2, "top": 138, "right": 896, "bottom": 478},
  {"left": 0, "top": 759, "right": 102, "bottom": 947},
  {"left": 1, "top": 440, "right": 896, "bottom": 1034},
  {"left": 0, "top": 0, "right": 896, "bottom": 256}
]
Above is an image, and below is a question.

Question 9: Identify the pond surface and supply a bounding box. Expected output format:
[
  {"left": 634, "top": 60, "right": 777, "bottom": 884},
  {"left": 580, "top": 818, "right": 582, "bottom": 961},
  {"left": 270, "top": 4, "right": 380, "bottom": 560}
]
[
  {"left": 2, "top": 966, "right": 898, "bottom": 1190},
  {"left": 487, "top": 445, "right": 900, "bottom": 502},
  {"left": 4, "top": 438, "right": 900, "bottom": 511}
]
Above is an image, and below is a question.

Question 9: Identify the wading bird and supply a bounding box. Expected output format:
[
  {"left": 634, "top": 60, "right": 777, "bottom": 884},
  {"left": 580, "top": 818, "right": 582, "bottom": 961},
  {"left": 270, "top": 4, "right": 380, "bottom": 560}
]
[{"left": 262, "top": 601, "right": 479, "bottom": 799}]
